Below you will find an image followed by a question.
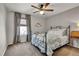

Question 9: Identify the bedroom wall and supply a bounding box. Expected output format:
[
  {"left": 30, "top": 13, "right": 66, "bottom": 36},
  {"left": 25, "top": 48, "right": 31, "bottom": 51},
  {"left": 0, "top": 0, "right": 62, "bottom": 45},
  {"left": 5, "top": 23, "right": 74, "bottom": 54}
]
[
  {"left": 0, "top": 4, "right": 7, "bottom": 56},
  {"left": 6, "top": 12, "right": 46, "bottom": 45},
  {"left": 46, "top": 6, "right": 79, "bottom": 31},
  {"left": 31, "top": 15, "right": 46, "bottom": 33},
  {"left": 6, "top": 12, "right": 15, "bottom": 45}
]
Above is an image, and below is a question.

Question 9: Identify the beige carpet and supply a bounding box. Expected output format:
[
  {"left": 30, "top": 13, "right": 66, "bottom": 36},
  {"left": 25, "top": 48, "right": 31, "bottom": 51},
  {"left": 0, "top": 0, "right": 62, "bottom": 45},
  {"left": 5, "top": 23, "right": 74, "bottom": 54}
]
[{"left": 4, "top": 42, "right": 44, "bottom": 56}]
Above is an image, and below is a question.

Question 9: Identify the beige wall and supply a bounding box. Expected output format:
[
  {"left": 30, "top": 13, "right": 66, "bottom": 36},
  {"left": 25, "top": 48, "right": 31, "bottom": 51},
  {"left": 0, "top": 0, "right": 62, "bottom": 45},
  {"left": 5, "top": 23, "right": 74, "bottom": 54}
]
[
  {"left": 31, "top": 16, "right": 46, "bottom": 33},
  {"left": 46, "top": 6, "right": 79, "bottom": 30},
  {"left": 6, "top": 12, "right": 15, "bottom": 45},
  {"left": 0, "top": 4, "right": 7, "bottom": 56}
]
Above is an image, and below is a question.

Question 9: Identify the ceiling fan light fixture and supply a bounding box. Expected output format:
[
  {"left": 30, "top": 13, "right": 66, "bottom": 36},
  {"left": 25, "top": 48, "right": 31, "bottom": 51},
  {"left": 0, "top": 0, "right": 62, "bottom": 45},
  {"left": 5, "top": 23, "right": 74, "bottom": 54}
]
[{"left": 40, "top": 11, "right": 44, "bottom": 15}]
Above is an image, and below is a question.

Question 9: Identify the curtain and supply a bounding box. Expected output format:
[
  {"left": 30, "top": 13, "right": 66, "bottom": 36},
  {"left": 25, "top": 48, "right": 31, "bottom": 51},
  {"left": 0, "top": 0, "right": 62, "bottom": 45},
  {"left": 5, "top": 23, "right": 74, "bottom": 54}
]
[
  {"left": 25, "top": 14, "right": 31, "bottom": 42},
  {"left": 14, "top": 12, "right": 21, "bottom": 44}
]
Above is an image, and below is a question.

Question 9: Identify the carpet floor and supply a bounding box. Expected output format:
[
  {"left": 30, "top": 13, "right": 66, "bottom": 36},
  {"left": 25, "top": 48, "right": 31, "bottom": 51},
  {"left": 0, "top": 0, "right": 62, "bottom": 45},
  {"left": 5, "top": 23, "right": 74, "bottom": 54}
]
[{"left": 4, "top": 42, "right": 44, "bottom": 56}]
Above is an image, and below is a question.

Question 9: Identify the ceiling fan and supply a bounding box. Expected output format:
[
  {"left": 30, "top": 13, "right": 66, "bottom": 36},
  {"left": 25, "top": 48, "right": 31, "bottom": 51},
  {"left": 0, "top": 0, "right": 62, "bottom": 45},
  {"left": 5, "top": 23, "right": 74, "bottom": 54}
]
[{"left": 31, "top": 3, "right": 54, "bottom": 15}]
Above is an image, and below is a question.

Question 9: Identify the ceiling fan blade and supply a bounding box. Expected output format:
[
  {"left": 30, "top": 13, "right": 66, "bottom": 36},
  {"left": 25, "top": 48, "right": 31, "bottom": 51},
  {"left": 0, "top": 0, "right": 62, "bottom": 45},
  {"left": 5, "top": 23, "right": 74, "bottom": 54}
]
[
  {"left": 33, "top": 11, "right": 39, "bottom": 13},
  {"left": 31, "top": 5, "right": 40, "bottom": 10},
  {"left": 43, "top": 9, "right": 54, "bottom": 11},
  {"left": 44, "top": 3, "right": 50, "bottom": 8},
  {"left": 40, "top": 4, "right": 43, "bottom": 8}
]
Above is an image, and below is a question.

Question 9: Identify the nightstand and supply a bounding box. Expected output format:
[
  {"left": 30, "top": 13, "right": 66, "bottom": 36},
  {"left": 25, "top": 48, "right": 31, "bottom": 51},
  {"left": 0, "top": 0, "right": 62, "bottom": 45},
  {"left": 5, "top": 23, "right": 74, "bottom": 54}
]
[{"left": 70, "top": 31, "right": 79, "bottom": 48}]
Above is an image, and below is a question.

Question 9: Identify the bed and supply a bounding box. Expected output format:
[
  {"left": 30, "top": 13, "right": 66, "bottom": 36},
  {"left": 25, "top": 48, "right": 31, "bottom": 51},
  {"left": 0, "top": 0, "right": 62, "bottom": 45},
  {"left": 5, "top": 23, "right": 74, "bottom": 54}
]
[{"left": 31, "top": 25, "right": 70, "bottom": 56}]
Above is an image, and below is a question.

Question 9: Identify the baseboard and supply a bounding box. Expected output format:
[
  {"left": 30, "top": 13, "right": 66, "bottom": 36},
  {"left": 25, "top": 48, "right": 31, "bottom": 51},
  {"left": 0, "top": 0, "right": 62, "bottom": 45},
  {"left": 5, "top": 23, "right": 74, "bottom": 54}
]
[
  {"left": 3, "top": 47, "right": 7, "bottom": 56},
  {"left": 3, "top": 44, "right": 8, "bottom": 56}
]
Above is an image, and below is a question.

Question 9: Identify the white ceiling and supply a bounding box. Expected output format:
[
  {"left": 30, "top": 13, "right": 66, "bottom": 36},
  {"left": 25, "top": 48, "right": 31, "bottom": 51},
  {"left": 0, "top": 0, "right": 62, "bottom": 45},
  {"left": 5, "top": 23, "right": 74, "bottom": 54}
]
[{"left": 5, "top": 3, "right": 79, "bottom": 18}]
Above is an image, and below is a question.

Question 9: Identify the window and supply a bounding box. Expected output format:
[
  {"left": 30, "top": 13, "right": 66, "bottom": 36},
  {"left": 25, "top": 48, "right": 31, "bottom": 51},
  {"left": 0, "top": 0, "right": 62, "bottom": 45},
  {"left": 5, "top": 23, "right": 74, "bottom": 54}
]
[
  {"left": 20, "top": 26, "right": 27, "bottom": 35},
  {"left": 20, "top": 18, "right": 27, "bottom": 35},
  {"left": 20, "top": 19, "right": 27, "bottom": 25}
]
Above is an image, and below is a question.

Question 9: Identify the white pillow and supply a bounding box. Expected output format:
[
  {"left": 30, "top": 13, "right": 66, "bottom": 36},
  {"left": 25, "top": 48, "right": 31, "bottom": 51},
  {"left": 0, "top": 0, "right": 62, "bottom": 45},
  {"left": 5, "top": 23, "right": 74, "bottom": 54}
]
[{"left": 48, "top": 29, "right": 65, "bottom": 36}]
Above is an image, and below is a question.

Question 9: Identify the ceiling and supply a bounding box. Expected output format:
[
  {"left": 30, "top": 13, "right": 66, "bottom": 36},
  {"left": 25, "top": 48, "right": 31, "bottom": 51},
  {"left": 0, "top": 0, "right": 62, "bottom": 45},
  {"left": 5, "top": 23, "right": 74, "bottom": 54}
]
[{"left": 5, "top": 3, "right": 79, "bottom": 18}]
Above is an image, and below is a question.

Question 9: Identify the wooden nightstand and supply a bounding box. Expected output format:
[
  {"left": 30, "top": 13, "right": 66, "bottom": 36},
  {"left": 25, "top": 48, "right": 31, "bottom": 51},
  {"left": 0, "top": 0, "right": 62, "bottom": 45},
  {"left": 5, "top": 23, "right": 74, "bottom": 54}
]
[
  {"left": 70, "top": 31, "right": 79, "bottom": 48},
  {"left": 71, "top": 31, "right": 79, "bottom": 39}
]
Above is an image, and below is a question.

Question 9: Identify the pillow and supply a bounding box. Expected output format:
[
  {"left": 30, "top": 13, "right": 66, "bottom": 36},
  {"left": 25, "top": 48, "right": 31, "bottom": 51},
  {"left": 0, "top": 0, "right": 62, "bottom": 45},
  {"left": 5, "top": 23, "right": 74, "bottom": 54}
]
[
  {"left": 56, "top": 26, "right": 65, "bottom": 29},
  {"left": 47, "top": 29, "right": 66, "bottom": 37}
]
